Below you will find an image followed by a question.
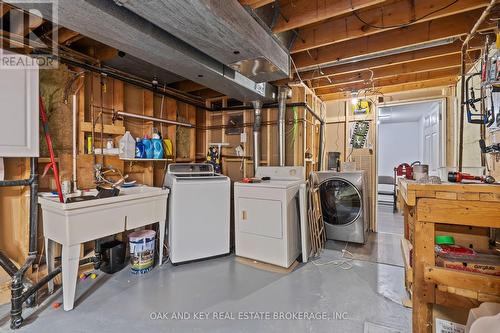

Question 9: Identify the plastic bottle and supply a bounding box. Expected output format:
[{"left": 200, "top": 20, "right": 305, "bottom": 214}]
[
  {"left": 119, "top": 131, "right": 136, "bottom": 158},
  {"left": 143, "top": 136, "right": 153, "bottom": 159},
  {"left": 152, "top": 133, "right": 164, "bottom": 159},
  {"left": 135, "top": 138, "right": 145, "bottom": 158}
]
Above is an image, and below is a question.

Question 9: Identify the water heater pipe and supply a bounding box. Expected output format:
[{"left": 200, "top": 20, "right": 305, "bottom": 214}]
[{"left": 252, "top": 100, "right": 263, "bottom": 175}]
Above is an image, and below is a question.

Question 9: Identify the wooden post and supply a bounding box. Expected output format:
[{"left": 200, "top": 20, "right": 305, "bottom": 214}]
[{"left": 413, "top": 214, "right": 435, "bottom": 332}]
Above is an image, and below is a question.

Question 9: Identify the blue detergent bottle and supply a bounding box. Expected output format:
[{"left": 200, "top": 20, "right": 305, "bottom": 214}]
[
  {"left": 152, "top": 133, "right": 164, "bottom": 159},
  {"left": 135, "top": 138, "right": 145, "bottom": 158},
  {"left": 143, "top": 136, "right": 154, "bottom": 159}
]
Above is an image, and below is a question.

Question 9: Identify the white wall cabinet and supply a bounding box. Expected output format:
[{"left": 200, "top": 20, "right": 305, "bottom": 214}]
[{"left": 0, "top": 52, "right": 39, "bottom": 157}]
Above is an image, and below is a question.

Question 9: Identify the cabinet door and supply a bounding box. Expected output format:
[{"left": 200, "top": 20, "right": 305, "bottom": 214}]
[
  {"left": 238, "top": 197, "right": 282, "bottom": 239},
  {"left": 0, "top": 54, "right": 39, "bottom": 157}
]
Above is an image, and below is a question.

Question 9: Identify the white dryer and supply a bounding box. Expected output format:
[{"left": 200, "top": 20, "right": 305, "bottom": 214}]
[
  {"left": 313, "top": 171, "right": 369, "bottom": 244},
  {"left": 164, "top": 163, "right": 230, "bottom": 264},
  {"left": 234, "top": 167, "right": 307, "bottom": 268}
]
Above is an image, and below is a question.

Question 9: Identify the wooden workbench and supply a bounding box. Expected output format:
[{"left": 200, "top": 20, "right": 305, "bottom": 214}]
[{"left": 398, "top": 179, "right": 500, "bottom": 333}]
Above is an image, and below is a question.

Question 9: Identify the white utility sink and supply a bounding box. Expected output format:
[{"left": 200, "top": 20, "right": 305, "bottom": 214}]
[{"left": 38, "top": 185, "right": 169, "bottom": 311}]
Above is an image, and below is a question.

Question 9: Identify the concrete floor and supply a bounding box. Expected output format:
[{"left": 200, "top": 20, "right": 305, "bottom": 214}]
[{"left": 0, "top": 206, "right": 410, "bottom": 333}]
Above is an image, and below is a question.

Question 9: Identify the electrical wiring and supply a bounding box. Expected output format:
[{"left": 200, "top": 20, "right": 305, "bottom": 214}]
[
  {"left": 312, "top": 242, "right": 354, "bottom": 270},
  {"left": 291, "top": 57, "right": 304, "bottom": 85},
  {"left": 352, "top": 0, "right": 459, "bottom": 30}
]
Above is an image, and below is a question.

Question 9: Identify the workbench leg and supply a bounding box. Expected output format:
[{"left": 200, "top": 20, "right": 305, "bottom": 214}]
[
  {"left": 45, "top": 238, "right": 55, "bottom": 293},
  {"left": 403, "top": 204, "right": 409, "bottom": 240},
  {"left": 61, "top": 244, "right": 81, "bottom": 311},
  {"left": 413, "top": 220, "right": 435, "bottom": 333}
]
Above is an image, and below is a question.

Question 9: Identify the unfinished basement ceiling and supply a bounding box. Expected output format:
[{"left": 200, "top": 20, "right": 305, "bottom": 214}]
[
  {"left": 116, "top": 0, "right": 290, "bottom": 83},
  {"left": 15, "top": 0, "right": 287, "bottom": 102}
]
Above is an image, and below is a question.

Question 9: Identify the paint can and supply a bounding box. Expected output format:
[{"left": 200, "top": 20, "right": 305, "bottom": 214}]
[
  {"left": 128, "top": 230, "right": 156, "bottom": 274},
  {"left": 413, "top": 164, "right": 429, "bottom": 181}
]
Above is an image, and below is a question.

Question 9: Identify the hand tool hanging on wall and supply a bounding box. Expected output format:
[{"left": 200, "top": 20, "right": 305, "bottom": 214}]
[
  {"left": 464, "top": 72, "right": 495, "bottom": 126},
  {"left": 448, "top": 171, "right": 496, "bottom": 184},
  {"left": 479, "top": 138, "right": 500, "bottom": 153},
  {"left": 39, "top": 96, "right": 64, "bottom": 203}
]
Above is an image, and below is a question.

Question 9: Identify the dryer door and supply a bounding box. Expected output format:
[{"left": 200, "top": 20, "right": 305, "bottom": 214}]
[{"left": 319, "top": 178, "right": 362, "bottom": 226}]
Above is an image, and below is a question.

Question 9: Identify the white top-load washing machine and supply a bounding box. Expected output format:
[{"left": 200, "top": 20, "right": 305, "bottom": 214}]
[
  {"left": 234, "top": 166, "right": 307, "bottom": 268},
  {"left": 164, "top": 163, "right": 230, "bottom": 264}
]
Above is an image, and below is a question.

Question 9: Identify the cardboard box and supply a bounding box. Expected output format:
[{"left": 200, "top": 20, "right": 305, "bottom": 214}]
[
  {"left": 433, "top": 305, "right": 469, "bottom": 333},
  {"left": 436, "top": 253, "right": 500, "bottom": 276}
]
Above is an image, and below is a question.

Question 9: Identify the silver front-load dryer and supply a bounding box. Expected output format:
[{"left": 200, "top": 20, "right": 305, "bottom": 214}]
[{"left": 313, "top": 171, "right": 369, "bottom": 244}]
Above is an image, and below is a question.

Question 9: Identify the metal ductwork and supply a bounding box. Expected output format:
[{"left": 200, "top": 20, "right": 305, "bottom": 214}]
[
  {"left": 252, "top": 100, "right": 263, "bottom": 175},
  {"left": 116, "top": 0, "right": 290, "bottom": 83},
  {"left": 278, "top": 87, "right": 289, "bottom": 167},
  {"left": 18, "top": 0, "right": 278, "bottom": 102}
]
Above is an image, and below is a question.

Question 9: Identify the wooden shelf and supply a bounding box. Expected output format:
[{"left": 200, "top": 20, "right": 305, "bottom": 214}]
[
  {"left": 38, "top": 157, "right": 59, "bottom": 163},
  {"left": 175, "top": 158, "right": 195, "bottom": 162},
  {"left": 80, "top": 122, "right": 125, "bottom": 135},
  {"left": 120, "top": 158, "right": 173, "bottom": 162}
]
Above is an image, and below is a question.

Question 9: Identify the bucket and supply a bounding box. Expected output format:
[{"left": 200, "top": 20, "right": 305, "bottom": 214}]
[{"left": 129, "top": 230, "right": 156, "bottom": 274}]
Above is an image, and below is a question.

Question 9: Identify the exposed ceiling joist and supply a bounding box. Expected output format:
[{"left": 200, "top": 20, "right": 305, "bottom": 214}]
[
  {"left": 238, "top": 0, "right": 274, "bottom": 9},
  {"left": 279, "top": 39, "right": 486, "bottom": 84},
  {"left": 58, "top": 27, "right": 82, "bottom": 45},
  {"left": 292, "top": 0, "right": 489, "bottom": 53},
  {"left": 321, "top": 76, "right": 458, "bottom": 100},
  {"left": 272, "top": 0, "right": 386, "bottom": 33},
  {"left": 1, "top": 2, "right": 11, "bottom": 16},
  {"left": 310, "top": 52, "right": 480, "bottom": 89},
  {"left": 194, "top": 88, "right": 225, "bottom": 99},
  {"left": 94, "top": 46, "right": 119, "bottom": 62},
  {"left": 171, "top": 80, "right": 207, "bottom": 92},
  {"left": 315, "top": 67, "right": 462, "bottom": 95},
  {"left": 293, "top": 9, "right": 493, "bottom": 70}
]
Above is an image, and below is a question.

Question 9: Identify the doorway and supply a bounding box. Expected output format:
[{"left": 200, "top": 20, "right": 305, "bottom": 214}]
[{"left": 376, "top": 99, "right": 445, "bottom": 234}]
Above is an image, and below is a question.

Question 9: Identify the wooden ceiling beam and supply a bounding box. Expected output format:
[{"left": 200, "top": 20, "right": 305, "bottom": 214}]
[
  {"left": 292, "top": 0, "right": 489, "bottom": 53},
  {"left": 194, "top": 88, "right": 224, "bottom": 99},
  {"left": 170, "top": 80, "right": 206, "bottom": 93},
  {"left": 314, "top": 67, "right": 461, "bottom": 96},
  {"left": 1, "top": 3, "right": 11, "bottom": 17},
  {"left": 58, "top": 27, "right": 81, "bottom": 45},
  {"left": 94, "top": 46, "right": 119, "bottom": 61},
  {"left": 292, "top": 9, "right": 493, "bottom": 70},
  {"left": 310, "top": 51, "right": 480, "bottom": 89},
  {"left": 320, "top": 76, "right": 458, "bottom": 100},
  {"left": 239, "top": 0, "right": 274, "bottom": 9},
  {"left": 280, "top": 39, "right": 486, "bottom": 85},
  {"left": 272, "top": 0, "right": 386, "bottom": 33}
]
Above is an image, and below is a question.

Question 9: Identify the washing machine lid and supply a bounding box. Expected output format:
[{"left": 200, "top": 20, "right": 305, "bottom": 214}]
[{"left": 319, "top": 177, "right": 362, "bottom": 226}]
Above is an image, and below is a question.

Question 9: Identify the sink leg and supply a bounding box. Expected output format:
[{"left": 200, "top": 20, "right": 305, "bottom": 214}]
[
  {"left": 45, "top": 238, "right": 55, "bottom": 293},
  {"left": 61, "top": 244, "right": 80, "bottom": 311},
  {"left": 158, "top": 220, "right": 165, "bottom": 266}
]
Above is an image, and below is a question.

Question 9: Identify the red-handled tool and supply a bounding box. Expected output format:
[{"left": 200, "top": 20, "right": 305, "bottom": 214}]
[{"left": 448, "top": 172, "right": 496, "bottom": 184}]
